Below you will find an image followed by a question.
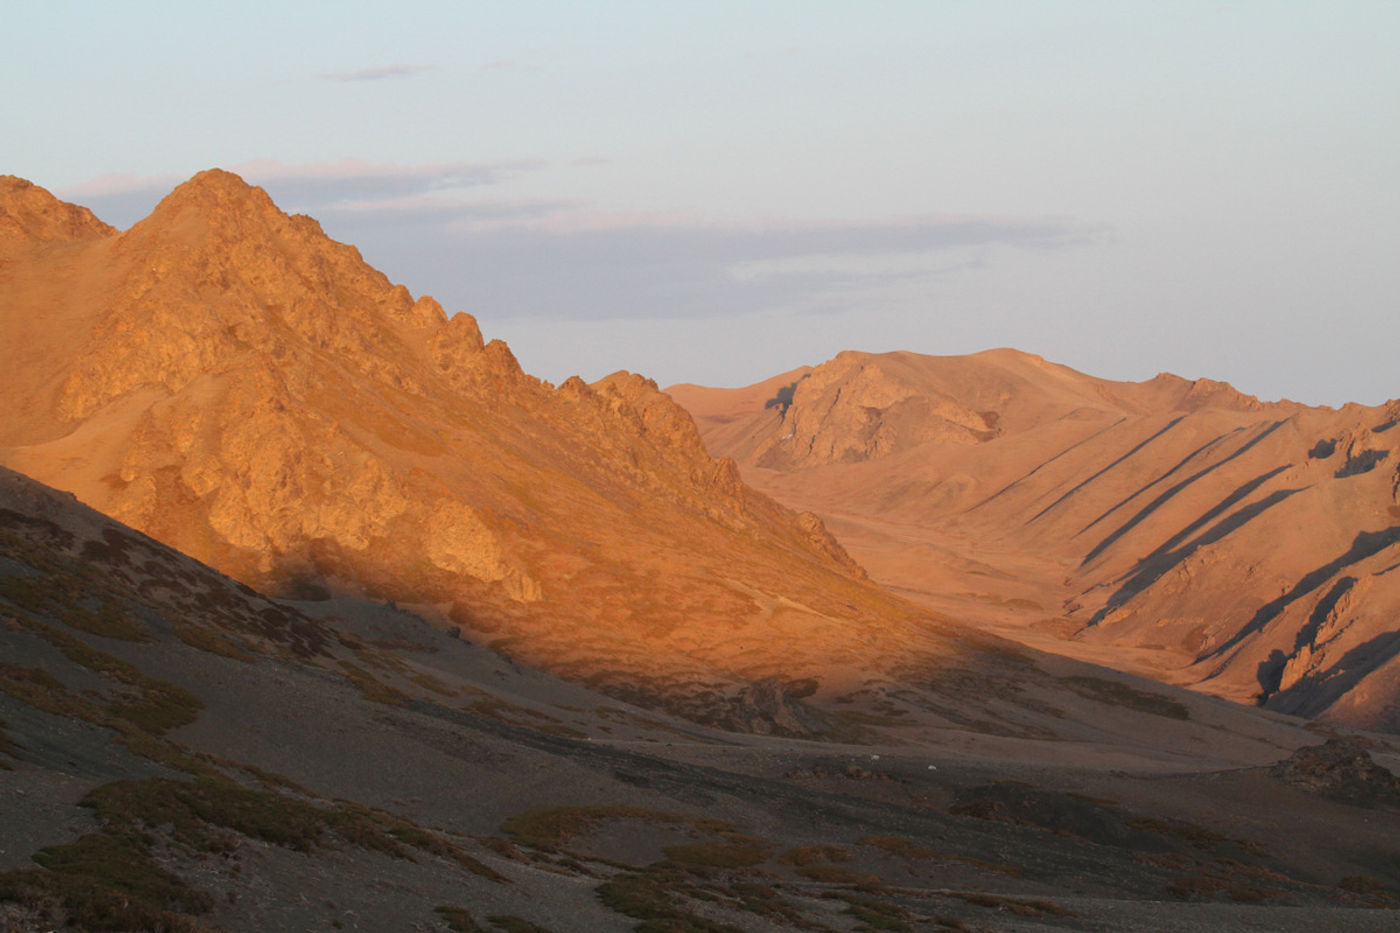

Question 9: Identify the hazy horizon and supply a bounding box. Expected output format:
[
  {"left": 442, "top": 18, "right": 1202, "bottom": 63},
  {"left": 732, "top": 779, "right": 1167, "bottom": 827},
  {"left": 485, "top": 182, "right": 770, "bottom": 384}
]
[{"left": 8, "top": 1, "right": 1398, "bottom": 406}]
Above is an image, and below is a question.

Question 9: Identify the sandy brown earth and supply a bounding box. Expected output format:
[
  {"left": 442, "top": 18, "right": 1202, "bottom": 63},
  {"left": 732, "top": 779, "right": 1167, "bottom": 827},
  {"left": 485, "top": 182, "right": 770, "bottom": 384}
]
[
  {"left": 0, "top": 172, "right": 965, "bottom": 729},
  {"left": 670, "top": 349, "right": 1400, "bottom": 733},
  {"left": 4, "top": 466, "right": 1400, "bottom": 932}
]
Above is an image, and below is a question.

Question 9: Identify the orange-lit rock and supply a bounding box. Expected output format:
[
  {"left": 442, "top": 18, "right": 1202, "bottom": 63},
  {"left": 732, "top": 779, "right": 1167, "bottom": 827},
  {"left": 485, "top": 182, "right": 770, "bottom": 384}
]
[
  {"left": 0, "top": 171, "right": 968, "bottom": 731},
  {"left": 673, "top": 349, "right": 1400, "bottom": 732}
]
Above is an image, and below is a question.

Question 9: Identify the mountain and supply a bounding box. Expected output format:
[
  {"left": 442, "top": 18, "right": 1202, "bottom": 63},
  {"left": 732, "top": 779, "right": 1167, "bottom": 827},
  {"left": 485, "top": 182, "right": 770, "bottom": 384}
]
[
  {"left": 0, "top": 171, "right": 942, "bottom": 731},
  {"left": 6, "top": 464, "right": 1400, "bottom": 932},
  {"left": 670, "top": 349, "right": 1400, "bottom": 732},
  {"left": 9, "top": 171, "right": 1400, "bottom": 927}
]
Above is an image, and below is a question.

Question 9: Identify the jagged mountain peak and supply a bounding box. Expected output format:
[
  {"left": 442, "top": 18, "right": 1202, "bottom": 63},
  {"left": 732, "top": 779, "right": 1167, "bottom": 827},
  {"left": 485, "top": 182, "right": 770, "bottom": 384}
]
[
  {"left": 122, "top": 167, "right": 326, "bottom": 253},
  {"left": 0, "top": 174, "right": 115, "bottom": 251},
  {"left": 162, "top": 166, "right": 270, "bottom": 204},
  {"left": 0, "top": 173, "right": 900, "bottom": 720}
]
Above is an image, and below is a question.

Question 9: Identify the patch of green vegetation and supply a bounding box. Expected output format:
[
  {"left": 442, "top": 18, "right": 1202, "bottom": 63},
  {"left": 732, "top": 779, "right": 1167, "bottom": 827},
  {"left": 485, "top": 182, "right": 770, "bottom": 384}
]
[
  {"left": 114, "top": 731, "right": 218, "bottom": 776},
  {"left": 1, "top": 573, "right": 148, "bottom": 642},
  {"left": 597, "top": 873, "right": 678, "bottom": 920},
  {"left": 354, "top": 646, "right": 410, "bottom": 674},
  {"left": 337, "top": 800, "right": 507, "bottom": 882},
  {"left": 478, "top": 836, "right": 531, "bottom": 862},
  {"left": 435, "top": 905, "right": 487, "bottom": 932},
  {"left": 0, "top": 832, "right": 214, "bottom": 932},
  {"left": 172, "top": 621, "right": 253, "bottom": 661},
  {"left": 663, "top": 837, "right": 769, "bottom": 872},
  {"left": 0, "top": 663, "right": 97, "bottom": 721},
  {"left": 10, "top": 616, "right": 204, "bottom": 734},
  {"left": 501, "top": 806, "right": 727, "bottom": 852},
  {"left": 1339, "top": 874, "right": 1392, "bottom": 896},
  {"left": 81, "top": 774, "right": 508, "bottom": 885},
  {"left": 64, "top": 597, "right": 148, "bottom": 641},
  {"left": 338, "top": 659, "right": 408, "bottom": 705},
  {"left": 1129, "top": 816, "right": 1265, "bottom": 855},
  {"left": 108, "top": 676, "right": 205, "bottom": 734},
  {"left": 596, "top": 871, "right": 743, "bottom": 933},
  {"left": 411, "top": 670, "right": 458, "bottom": 696},
  {"left": 1059, "top": 675, "right": 1190, "bottom": 720},
  {"left": 86, "top": 776, "right": 335, "bottom": 853},
  {"left": 0, "top": 573, "right": 62, "bottom": 616},
  {"left": 238, "top": 762, "right": 313, "bottom": 795},
  {"left": 929, "top": 920, "right": 978, "bottom": 932},
  {"left": 858, "top": 835, "right": 1024, "bottom": 877},
  {"left": 820, "top": 891, "right": 911, "bottom": 931},
  {"left": 726, "top": 882, "right": 811, "bottom": 928}
]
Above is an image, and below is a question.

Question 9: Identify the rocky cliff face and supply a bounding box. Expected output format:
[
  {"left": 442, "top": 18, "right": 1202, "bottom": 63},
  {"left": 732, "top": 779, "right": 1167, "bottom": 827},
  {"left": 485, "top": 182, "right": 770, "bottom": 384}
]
[
  {"left": 0, "top": 175, "right": 114, "bottom": 252},
  {"left": 676, "top": 349, "right": 1400, "bottom": 733},
  {"left": 0, "top": 171, "right": 920, "bottom": 723}
]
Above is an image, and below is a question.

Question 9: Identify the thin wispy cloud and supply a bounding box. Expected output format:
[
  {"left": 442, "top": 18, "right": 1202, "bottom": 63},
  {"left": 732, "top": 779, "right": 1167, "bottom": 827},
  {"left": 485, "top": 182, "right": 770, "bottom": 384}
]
[
  {"left": 339, "top": 210, "right": 1105, "bottom": 327},
  {"left": 58, "top": 159, "right": 548, "bottom": 229},
  {"left": 321, "top": 195, "right": 576, "bottom": 226},
  {"left": 319, "top": 64, "right": 434, "bottom": 82},
  {"left": 55, "top": 161, "right": 1101, "bottom": 356},
  {"left": 235, "top": 159, "right": 545, "bottom": 208}
]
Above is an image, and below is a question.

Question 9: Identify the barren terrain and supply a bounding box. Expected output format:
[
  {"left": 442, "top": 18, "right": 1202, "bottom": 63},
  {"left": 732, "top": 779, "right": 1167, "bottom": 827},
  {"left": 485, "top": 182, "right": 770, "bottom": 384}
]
[
  {"left": 671, "top": 350, "right": 1400, "bottom": 732},
  {"left": 5, "top": 467, "right": 1400, "bottom": 931},
  {"left": 3, "top": 173, "right": 1399, "bottom": 931}
]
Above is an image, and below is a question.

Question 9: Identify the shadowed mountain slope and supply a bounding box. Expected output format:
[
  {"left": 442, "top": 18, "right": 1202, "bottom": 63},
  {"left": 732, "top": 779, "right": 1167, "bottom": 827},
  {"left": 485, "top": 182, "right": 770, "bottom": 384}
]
[
  {"left": 6, "top": 464, "right": 1400, "bottom": 932},
  {"left": 671, "top": 350, "right": 1400, "bottom": 732}
]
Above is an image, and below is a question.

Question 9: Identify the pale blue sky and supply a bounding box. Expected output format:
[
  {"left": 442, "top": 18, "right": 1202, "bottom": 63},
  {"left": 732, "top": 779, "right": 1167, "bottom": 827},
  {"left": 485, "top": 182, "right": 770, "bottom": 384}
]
[{"left": 6, "top": 1, "right": 1398, "bottom": 405}]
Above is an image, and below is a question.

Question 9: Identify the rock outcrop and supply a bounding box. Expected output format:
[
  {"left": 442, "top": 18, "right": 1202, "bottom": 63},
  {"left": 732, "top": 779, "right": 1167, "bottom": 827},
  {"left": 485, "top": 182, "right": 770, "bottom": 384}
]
[
  {"left": 674, "top": 348, "right": 1400, "bottom": 733},
  {"left": 1271, "top": 738, "right": 1400, "bottom": 807},
  {"left": 0, "top": 171, "right": 918, "bottom": 724}
]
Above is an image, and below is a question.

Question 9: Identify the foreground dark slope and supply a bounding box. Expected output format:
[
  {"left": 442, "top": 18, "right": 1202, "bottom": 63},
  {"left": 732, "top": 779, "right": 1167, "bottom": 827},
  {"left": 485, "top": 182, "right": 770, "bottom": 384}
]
[
  {"left": 671, "top": 350, "right": 1400, "bottom": 732},
  {"left": 5, "top": 465, "right": 1400, "bottom": 931}
]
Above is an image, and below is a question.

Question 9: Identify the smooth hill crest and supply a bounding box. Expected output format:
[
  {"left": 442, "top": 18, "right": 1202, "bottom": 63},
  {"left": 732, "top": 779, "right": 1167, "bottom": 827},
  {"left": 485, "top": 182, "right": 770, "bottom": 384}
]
[{"left": 672, "top": 348, "right": 1400, "bottom": 734}]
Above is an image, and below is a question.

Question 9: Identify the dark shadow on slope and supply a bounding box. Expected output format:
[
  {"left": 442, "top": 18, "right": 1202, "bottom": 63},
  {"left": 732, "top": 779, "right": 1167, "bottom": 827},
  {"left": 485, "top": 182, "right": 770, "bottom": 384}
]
[
  {"left": 1292, "top": 577, "right": 1357, "bottom": 657},
  {"left": 1077, "top": 429, "right": 1245, "bottom": 537},
  {"left": 1255, "top": 576, "right": 1358, "bottom": 699},
  {"left": 1026, "top": 417, "right": 1184, "bottom": 526},
  {"left": 1335, "top": 448, "right": 1390, "bottom": 479},
  {"left": 968, "top": 417, "right": 1127, "bottom": 513},
  {"left": 1266, "top": 629, "right": 1400, "bottom": 720},
  {"left": 1206, "top": 527, "right": 1400, "bottom": 663},
  {"left": 1079, "top": 421, "right": 1287, "bottom": 568},
  {"left": 1087, "top": 487, "right": 1302, "bottom": 627},
  {"left": 1139, "top": 465, "right": 1292, "bottom": 563},
  {"left": 1256, "top": 650, "right": 1288, "bottom": 700}
]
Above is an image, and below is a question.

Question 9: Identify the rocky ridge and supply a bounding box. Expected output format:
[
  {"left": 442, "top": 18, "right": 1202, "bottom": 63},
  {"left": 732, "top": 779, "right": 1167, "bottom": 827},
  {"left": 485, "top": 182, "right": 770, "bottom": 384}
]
[
  {"left": 672, "top": 349, "right": 1400, "bottom": 733},
  {"left": 0, "top": 172, "right": 907, "bottom": 726}
]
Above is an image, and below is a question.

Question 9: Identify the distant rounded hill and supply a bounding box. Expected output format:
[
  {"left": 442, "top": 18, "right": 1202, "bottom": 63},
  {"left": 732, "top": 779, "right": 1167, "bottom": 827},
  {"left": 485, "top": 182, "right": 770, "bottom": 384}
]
[{"left": 670, "top": 348, "right": 1400, "bottom": 733}]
